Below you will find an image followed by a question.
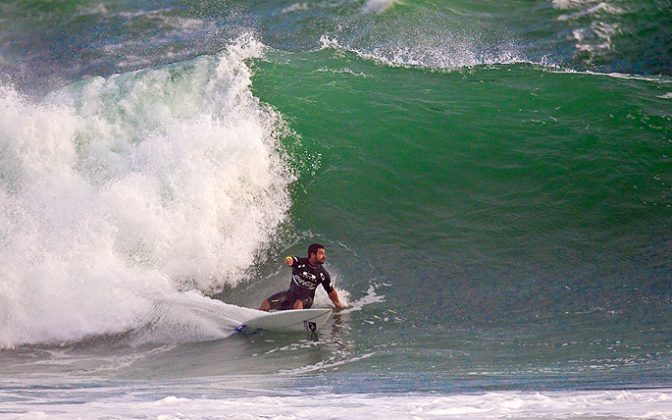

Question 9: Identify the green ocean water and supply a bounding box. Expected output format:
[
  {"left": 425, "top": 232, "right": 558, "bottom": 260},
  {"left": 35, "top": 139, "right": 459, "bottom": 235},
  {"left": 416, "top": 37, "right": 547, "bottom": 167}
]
[
  {"left": 251, "top": 47, "right": 672, "bottom": 318},
  {"left": 227, "top": 48, "right": 672, "bottom": 386}
]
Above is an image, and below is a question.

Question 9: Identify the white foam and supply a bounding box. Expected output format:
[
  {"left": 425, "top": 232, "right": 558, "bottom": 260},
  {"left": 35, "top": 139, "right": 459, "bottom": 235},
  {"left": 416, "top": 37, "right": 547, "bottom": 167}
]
[
  {"left": 0, "top": 36, "right": 293, "bottom": 348},
  {"left": 279, "top": 352, "right": 376, "bottom": 374},
  {"left": 134, "top": 291, "right": 262, "bottom": 344},
  {"left": 543, "top": 67, "right": 672, "bottom": 83},
  {"left": 552, "top": 0, "right": 625, "bottom": 60},
  {"left": 361, "top": 0, "right": 402, "bottom": 14},
  {"left": 310, "top": 275, "right": 385, "bottom": 312},
  {"left": 557, "top": 2, "right": 625, "bottom": 21},
  {"left": 281, "top": 3, "right": 309, "bottom": 14},
  {"left": 333, "top": 285, "right": 385, "bottom": 315},
  {"left": 74, "top": 3, "right": 109, "bottom": 17},
  {"left": 319, "top": 35, "right": 525, "bottom": 72},
  {"left": 2, "top": 386, "right": 672, "bottom": 419}
]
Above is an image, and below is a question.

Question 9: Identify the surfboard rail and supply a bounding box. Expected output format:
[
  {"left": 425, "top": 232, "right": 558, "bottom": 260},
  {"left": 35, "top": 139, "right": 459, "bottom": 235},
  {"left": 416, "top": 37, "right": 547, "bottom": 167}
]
[{"left": 235, "top": 308, "right": 332, "bottom": 334}]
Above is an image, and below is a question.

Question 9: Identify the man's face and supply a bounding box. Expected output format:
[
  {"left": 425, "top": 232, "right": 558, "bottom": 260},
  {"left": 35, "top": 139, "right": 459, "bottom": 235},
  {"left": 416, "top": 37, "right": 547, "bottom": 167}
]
[{"left": 311, "top": 248, "right": 326, "bottom": 264}]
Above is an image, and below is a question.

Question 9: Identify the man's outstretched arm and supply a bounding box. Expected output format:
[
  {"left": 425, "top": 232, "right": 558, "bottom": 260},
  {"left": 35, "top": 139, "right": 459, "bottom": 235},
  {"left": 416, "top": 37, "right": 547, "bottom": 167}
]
[{"left": 328, "top": 289, "right": 347, "bottom": 309}]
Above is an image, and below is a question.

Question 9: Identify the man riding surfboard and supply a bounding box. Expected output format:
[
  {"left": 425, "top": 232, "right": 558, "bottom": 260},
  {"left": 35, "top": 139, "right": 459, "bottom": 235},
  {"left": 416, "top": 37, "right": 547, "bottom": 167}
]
[{"left": 259, "top": 243, "right": 346, "bottom": 311}]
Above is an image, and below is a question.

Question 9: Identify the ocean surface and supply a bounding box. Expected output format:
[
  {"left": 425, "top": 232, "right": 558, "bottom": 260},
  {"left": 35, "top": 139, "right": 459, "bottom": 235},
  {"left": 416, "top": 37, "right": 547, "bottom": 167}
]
[{"left": 1, "top": 0, "right": 671, "bottom": 418}]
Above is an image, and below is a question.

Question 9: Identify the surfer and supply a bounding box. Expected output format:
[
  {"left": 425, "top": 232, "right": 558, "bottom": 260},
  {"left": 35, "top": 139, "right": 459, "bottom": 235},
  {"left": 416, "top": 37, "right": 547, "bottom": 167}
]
[{"left": 259, "top": 243, "right": 347, "bottom": 311}]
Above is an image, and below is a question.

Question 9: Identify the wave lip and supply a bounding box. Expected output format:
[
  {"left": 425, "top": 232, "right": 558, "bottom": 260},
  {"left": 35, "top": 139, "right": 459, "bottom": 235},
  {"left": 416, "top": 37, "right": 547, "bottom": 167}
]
[{"left": 0, "top": 36, "right": 293, "bottom": 348}]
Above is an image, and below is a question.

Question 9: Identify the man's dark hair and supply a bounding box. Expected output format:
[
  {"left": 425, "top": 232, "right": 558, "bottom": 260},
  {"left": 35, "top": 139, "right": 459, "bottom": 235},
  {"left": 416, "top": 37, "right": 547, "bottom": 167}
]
[{"left": 307, "top": 243, "right": 325, "bottom": 257}]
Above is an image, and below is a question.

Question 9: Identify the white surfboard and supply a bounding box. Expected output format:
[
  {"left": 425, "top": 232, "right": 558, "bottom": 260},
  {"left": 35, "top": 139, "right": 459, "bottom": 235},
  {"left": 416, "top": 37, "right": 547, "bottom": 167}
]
[{"left": 235, "top": 308, "right": 332, "bottom": 334}]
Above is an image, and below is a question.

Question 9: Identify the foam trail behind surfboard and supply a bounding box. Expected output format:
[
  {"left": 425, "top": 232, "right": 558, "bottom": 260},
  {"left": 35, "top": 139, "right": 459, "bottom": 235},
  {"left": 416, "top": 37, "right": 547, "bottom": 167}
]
[{"left": 132, "top": 292, "right": 263, "bottom": 344}]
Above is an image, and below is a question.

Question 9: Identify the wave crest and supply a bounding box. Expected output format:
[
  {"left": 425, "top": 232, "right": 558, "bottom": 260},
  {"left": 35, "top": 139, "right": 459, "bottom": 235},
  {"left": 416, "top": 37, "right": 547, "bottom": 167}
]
[{"left": 0, "top": 36, "right": 292, "bottom": 348}]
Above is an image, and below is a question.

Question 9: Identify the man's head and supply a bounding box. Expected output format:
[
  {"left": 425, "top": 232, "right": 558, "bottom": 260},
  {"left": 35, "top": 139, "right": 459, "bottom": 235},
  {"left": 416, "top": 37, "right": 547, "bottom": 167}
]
[{"left": 307, "top": 243, "right": 326, "bottom": 265}]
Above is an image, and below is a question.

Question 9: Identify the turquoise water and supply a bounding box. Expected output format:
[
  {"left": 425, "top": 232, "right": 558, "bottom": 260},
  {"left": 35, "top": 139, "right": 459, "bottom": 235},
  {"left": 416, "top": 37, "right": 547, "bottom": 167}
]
[{"left": 1, "top": 0, "right": 671, "bottom": 417}]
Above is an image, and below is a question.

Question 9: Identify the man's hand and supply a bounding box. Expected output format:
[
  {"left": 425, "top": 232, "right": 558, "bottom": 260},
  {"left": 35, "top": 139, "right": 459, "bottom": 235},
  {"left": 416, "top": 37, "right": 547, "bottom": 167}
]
[
  {"left": 328, "top": 289, "right": 348, "bottom": 310},
  {"left": 284, "top": 256, "right": 294, "bottom": 266},
  {"left": 333, "top": 301, "right": 348, "bottom": 310}
]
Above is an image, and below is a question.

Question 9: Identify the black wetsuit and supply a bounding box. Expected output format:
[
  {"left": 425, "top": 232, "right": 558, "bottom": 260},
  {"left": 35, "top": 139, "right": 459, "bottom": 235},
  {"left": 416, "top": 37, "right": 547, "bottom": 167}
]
[{"left": 267, "top": 257, "right": 334, "bottom": 310}]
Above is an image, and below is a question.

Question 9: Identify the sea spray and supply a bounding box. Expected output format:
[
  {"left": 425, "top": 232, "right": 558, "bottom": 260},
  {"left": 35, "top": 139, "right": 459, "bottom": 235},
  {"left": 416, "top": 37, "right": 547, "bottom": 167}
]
[
  {"left": 0, "top": 37, "right": 293, "bottom": 347},
  {"left": 361, "top": 0, "right": 402, "bottom": 14}
]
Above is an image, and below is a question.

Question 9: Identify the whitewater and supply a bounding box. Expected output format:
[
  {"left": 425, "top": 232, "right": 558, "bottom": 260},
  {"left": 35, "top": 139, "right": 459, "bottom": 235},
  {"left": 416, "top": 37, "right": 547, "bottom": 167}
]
[{"left": 0, "top": 38, "right": 287, "bottom": 347}]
